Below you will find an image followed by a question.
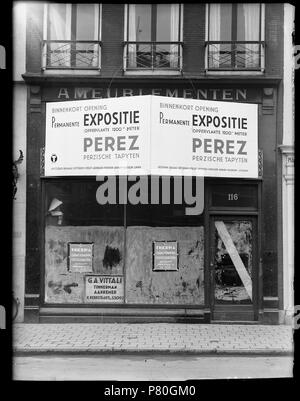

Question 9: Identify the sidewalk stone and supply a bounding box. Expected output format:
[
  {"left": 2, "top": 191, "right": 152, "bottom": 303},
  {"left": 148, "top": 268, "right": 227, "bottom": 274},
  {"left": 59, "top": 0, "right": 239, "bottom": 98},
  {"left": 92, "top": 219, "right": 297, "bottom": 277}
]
[{"left": 13, "top": 323, "right": 293, "bottom": 355}]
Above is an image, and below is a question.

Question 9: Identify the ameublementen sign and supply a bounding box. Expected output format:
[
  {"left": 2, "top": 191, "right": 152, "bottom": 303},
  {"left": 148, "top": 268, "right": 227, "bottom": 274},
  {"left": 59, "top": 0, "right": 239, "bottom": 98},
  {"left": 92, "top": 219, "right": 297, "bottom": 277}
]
[{"left": 45, "top": 95, "right": 258, "bottom": 178}]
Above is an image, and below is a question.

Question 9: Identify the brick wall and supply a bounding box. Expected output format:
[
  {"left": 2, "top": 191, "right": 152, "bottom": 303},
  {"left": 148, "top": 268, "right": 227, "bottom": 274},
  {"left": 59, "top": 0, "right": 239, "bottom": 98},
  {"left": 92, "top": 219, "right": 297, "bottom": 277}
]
[
  {"left": 26, "top": 3, "right": 43, "bottom": 73},
  {"left": 182, "top": 4, "right": 205, "bottom": 75},
  {"left": 265, "top": 3, "right": 284, "bottom": 76},
  {"left": 101, "top": 4, "right": 124, "bottom": 77}
]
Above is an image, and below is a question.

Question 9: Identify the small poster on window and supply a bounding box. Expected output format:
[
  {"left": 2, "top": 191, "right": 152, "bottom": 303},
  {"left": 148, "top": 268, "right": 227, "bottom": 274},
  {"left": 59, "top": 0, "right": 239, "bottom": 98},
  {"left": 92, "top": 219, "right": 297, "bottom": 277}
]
[
  {"left": 85, "top": 275, "right": 124, "bottom": 303},
  {"left": 153, "top": 241, "right": 178, "bottom": 271},
  {"left": 68, "top": 242, "right": 93, "bottom": 273}
]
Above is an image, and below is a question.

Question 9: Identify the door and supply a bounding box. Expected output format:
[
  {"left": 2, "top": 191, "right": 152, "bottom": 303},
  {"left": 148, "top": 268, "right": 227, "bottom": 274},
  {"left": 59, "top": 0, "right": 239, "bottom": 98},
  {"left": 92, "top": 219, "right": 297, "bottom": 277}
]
[{"left": 210, "top": 216, "right": 258, "bottom": 321}]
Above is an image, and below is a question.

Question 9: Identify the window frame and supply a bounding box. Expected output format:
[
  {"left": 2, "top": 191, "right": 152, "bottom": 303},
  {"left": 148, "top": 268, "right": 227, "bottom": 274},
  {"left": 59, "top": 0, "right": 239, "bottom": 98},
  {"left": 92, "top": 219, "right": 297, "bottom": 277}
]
[
  {"left": 42, "top": 3, "right": 102, "bottom": 71},
  {"left": 123, "top": 3, "right": 184, "bottom": 74},
  {"left": 205, "top": 3, "right": 265, "bottom": 74}
]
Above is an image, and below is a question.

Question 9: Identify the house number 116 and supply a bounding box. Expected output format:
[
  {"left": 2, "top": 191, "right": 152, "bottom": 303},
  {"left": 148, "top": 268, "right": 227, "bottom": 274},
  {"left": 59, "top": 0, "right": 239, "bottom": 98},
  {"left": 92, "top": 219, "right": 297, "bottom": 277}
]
[{"left": 228, "top": 193, "right": 239, "bottom": 201}]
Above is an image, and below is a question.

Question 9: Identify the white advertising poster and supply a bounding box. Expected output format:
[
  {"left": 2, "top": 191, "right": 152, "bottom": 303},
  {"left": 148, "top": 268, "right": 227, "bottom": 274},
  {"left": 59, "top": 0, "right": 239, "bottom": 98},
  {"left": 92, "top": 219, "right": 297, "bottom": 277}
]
[
  {"left": 45, "top": 96, "right": 151, "bottom": 176},
  {"left": 150, "top": 96, "right": 258, "bottom": 178},
  {"left": 45, "top": 95, "right": 258, "bottom": 178},
  {"left": 85, "top": 275, "right": 124, "bottom": 303}
]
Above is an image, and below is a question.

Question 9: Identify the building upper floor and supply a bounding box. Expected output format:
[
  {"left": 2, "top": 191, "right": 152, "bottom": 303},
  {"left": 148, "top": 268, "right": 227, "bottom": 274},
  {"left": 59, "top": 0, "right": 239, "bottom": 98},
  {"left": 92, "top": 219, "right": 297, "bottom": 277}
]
[{"left": 21, "top": 2, "right": 284, "bottom": 81}]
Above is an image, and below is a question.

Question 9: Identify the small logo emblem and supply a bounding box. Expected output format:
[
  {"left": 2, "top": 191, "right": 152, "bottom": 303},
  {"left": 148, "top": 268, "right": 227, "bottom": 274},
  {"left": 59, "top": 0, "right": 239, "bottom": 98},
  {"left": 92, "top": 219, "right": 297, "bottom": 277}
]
[{"left": 51, "top": 154, "right": 57, "bottom": 163}]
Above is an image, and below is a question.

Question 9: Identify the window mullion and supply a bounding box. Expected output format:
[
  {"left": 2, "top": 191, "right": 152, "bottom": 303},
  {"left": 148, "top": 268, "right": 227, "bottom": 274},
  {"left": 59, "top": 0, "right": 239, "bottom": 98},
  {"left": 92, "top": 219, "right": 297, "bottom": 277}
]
[
  {"left": 231, "top": 4, "right": 237, "bottom": 69},
  {"left": 126, "top": 4, "right": 129, "bottom": 42},
  {"left": 45, "top": 4, "right": 50, "bottom": 68},
  {"left": 151, "top": 4, "right": 157, "bottom": 41},
  {"left": 46, "top": 4, "right": 50, "bottom": 40},
  {"left": 178, "top": 4, "right": 181, "bottom": 42},
  {"left": 151, "top": 4, "right": 157, "bottom": 70},
  {"left": 207, "top": 4, "right": 210, "bottom": 42},
  {"left": 71, "top": 4, "right": 77, "bottom": 67},
  {"left": 259, "top": 3, "right": 262, "bottom": 69}
]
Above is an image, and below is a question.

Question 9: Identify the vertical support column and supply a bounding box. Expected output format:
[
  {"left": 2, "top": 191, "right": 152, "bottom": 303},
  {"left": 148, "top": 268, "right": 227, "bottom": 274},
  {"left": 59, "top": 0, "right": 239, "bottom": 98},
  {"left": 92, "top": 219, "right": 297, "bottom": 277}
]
[
  {"left": 25, "top": 85, "right": 43, "bottom": 322},
  {"left": 280, "top": 148, "right": 294, "bottom": 324},
  {"left": 13, "top": 90, "right": 27, "bottom": 322},
  {"left": 12, "top": 2, "right": 27, "bottom": 322},
  {"left": 279, "top": 3, "right": 295, "bottom": 324}
]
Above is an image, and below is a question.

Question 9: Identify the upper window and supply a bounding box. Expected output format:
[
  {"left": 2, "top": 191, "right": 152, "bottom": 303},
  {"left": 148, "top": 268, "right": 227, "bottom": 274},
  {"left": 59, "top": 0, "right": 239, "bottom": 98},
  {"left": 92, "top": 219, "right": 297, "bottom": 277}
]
[
  {"left": 124, "top": 4, "right": 183, "bottom": 72},
  {"left": 42, "top": 3, "right": 101, "bottom": 69},
  {"left": 206, "top": 3, "right": 264, "bottom": 71}
]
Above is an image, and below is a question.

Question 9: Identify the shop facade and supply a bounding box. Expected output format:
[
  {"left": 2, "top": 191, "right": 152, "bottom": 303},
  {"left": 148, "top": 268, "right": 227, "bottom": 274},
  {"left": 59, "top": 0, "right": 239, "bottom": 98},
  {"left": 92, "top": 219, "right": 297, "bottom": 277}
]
[{"left": 18, "top": 3, "right": 294, "bottom": 324}]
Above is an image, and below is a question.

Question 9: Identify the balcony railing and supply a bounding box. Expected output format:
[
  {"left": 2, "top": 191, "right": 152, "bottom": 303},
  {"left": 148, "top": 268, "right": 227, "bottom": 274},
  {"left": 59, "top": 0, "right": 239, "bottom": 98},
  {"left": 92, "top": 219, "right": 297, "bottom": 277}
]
[
  {"left": 42, "top": 40, "right": 101, "bottom": 70},
  {"left": 206, "top": 41, "right": 265, "bottom": 71},
  {"left": 123, "top": 42, "right": 183, "bottom": 71}
]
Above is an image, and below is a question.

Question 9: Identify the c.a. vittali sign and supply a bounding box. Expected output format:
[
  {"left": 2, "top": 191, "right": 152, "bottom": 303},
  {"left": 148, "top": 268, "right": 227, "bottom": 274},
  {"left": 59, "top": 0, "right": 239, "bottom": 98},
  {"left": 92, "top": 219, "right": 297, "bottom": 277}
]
[{"left": 45, "top": 95, "right": 258, "bottom": 178}]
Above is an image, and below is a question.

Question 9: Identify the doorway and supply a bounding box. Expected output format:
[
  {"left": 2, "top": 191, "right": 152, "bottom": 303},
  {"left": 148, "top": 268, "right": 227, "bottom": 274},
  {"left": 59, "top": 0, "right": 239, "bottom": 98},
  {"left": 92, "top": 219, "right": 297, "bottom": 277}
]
[{"left": 210, "top": 216, "right": 258, "bottom": 321}]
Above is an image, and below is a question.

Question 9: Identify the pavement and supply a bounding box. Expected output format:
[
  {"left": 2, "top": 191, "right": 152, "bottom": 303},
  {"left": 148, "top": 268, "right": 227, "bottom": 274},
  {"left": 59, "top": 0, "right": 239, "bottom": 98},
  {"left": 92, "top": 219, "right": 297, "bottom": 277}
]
[{"left": 13, "top": 323, "right": 294, "bottom": 355}]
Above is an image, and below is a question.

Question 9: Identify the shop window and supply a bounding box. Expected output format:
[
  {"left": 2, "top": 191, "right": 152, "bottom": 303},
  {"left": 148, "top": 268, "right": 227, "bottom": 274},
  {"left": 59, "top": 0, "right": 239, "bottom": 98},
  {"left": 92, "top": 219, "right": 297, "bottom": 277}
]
[
  {"left": 43, "top": 177, "right": 205, "bottom": 306},
  {"left": 124, "top": 4, "right": 183, "bottom": 72},
  {"left": 126, "top": 176, "right": 204, "bottom": 227},
  {"left": 206, "top": 3, "right": 265, "bottom": 71},
  {"left": 42, "top": 3, "right": 101, "bottom": 70},
  {"left": 125, "top": 176, "right": 205, "bottom": 306},
  {"left": 44, "top": 180, "right": 124, "bottom": 304},
  {"left": 45, "top": 180, "right": 123, "bottom": 227}
]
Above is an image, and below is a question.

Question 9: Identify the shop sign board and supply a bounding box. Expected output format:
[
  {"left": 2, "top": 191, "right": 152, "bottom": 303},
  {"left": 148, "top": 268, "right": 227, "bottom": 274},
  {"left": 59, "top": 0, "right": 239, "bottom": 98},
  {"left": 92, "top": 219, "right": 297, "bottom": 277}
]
[
  {"left": 68, "top": 243, "right": 93, "bottom": 273},
  {"left": 85, "top": 275, "right": 124, "bottom": 303},
  {"left": 45, "top": 95, "right": 258, "bottom": 178},
  {"left": 150, "top": 96, "right": 258, "bottom": 178},
  {"left": 45, "top": 96, "right": 151, "bottom": 176},
  {"left": 153, "top": 241, "right": 178, "bottom": 271}
]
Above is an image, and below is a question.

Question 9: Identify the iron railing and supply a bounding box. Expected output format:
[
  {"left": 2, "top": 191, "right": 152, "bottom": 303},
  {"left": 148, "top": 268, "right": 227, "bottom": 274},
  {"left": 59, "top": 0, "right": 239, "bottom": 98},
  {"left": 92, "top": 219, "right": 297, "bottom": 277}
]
[
  {"left": 42, "top": 40, "right": 101, "bottom": 69},
  {"left": 206, "top": 41, "right": 265, "bottom": 71},
  {"left": 123, "top": 41, "right": 183, "bottom": 71}
]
